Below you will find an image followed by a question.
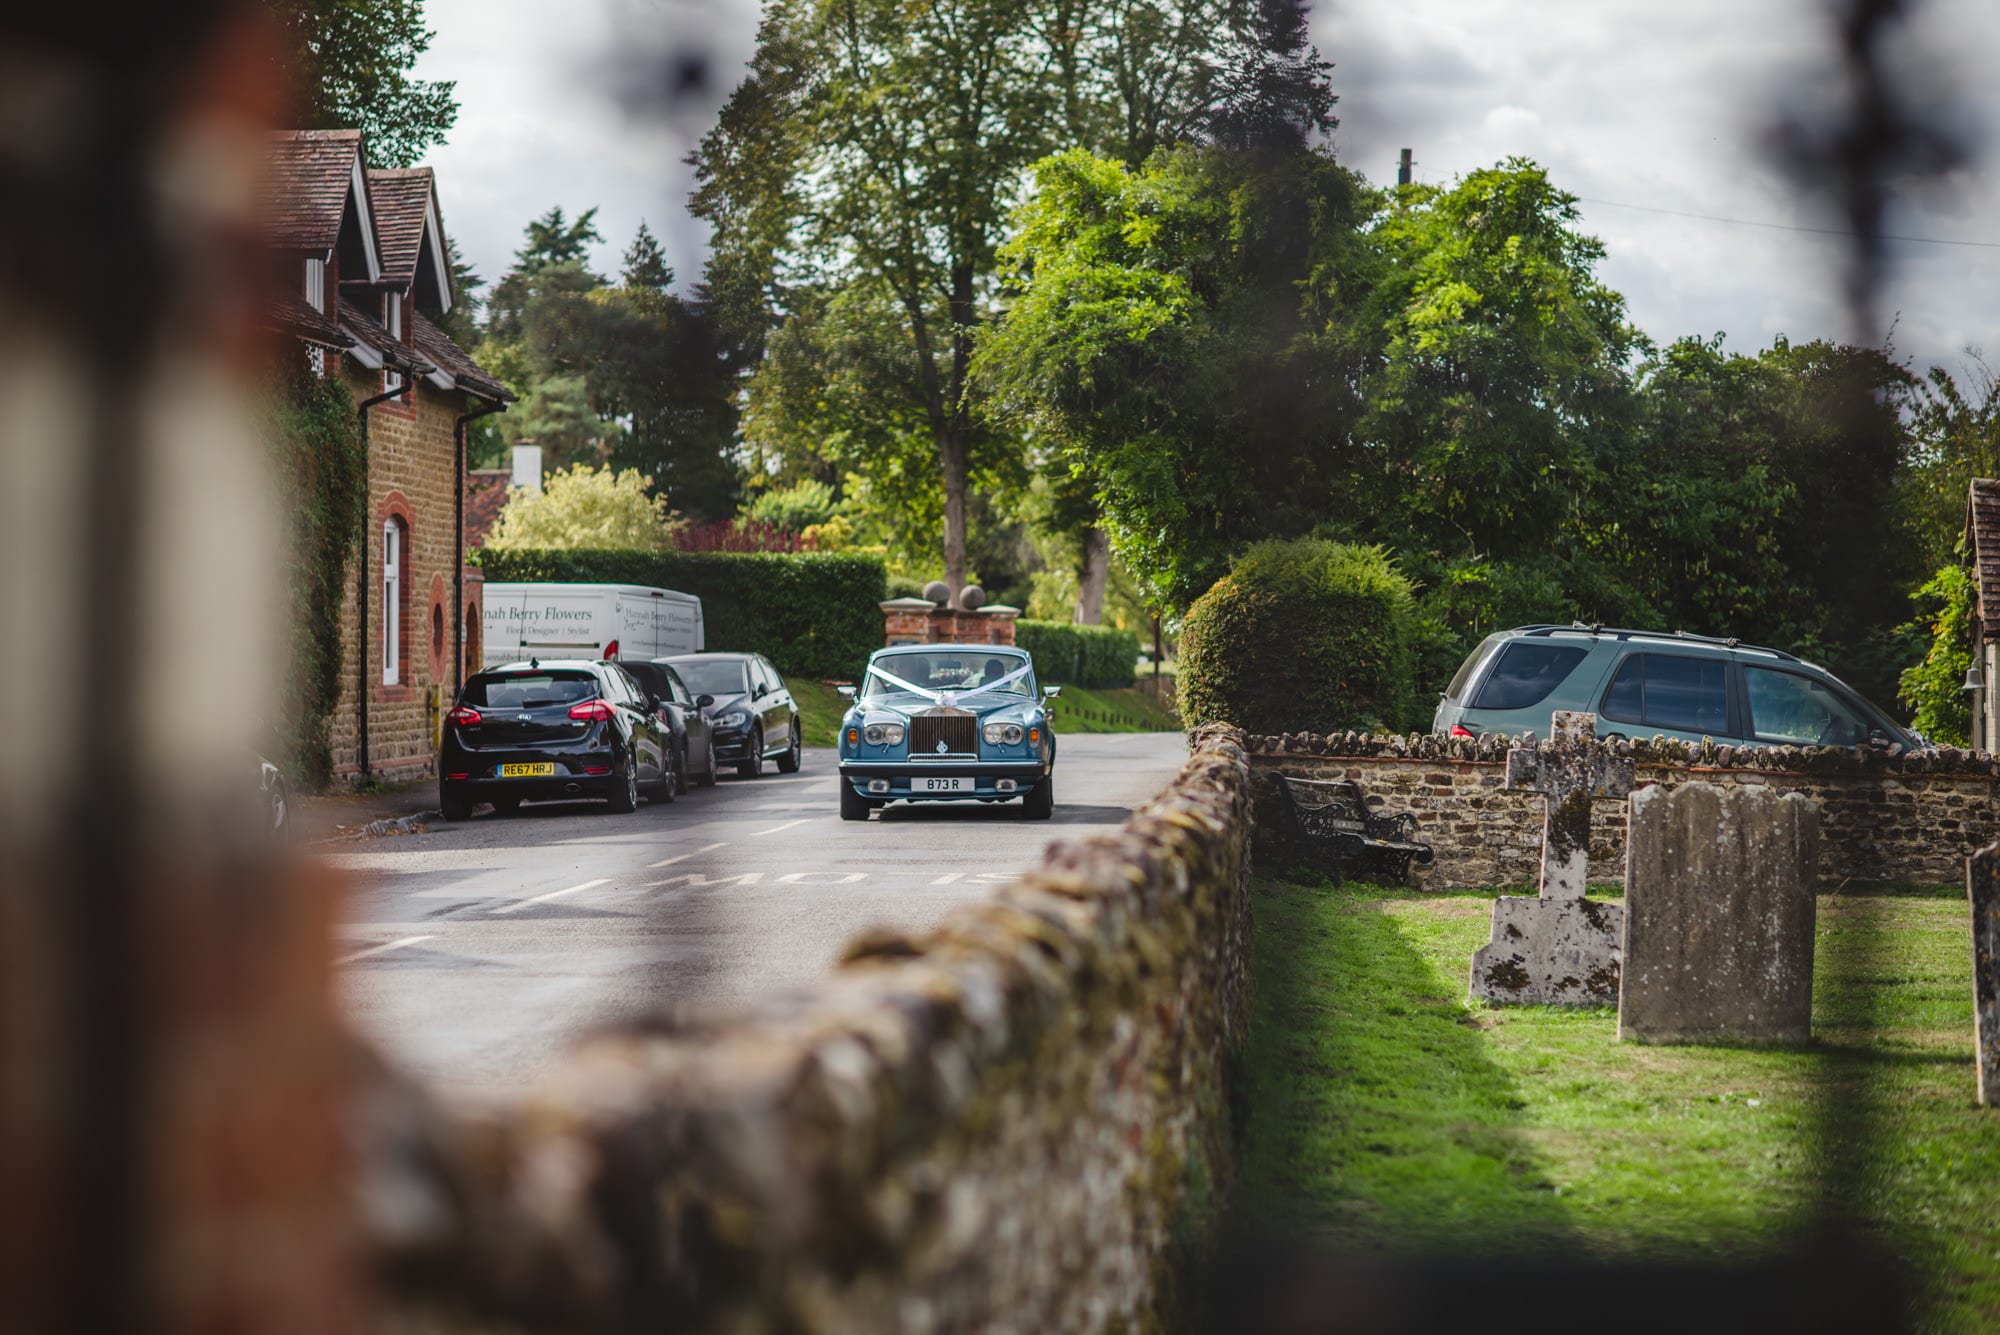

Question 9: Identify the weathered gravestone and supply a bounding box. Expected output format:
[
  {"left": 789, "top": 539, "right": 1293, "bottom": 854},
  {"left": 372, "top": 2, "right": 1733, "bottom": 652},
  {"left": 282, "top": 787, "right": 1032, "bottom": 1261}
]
[
  {"left": 1469, "top": 712, "right": 1633, "bottom": 1006},
  {"left": 1618, "top": 781, "right": 1819, "bottom": 1045},
  {"left": 1970, "top": 843, "right": 2000, "bottom": 1106}
]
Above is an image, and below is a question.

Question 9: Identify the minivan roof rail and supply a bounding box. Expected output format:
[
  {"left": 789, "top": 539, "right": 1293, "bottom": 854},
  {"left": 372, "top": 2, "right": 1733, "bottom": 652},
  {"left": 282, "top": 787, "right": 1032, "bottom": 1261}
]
[{"left": 1512, "top": 623, "right": 1801, "bottom": 664}]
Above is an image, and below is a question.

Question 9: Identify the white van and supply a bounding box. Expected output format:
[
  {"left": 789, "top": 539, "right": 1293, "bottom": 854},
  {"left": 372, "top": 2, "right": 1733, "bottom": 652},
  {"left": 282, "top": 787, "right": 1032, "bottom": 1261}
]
[{"left": 481, "top": 583, "right": 704, "bottom": 667}]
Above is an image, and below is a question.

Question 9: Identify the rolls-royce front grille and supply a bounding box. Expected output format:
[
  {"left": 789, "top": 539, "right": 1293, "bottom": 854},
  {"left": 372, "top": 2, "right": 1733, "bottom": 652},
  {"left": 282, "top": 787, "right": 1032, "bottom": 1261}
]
[{"left": 910, "top": 708, "right": 978, "bottom": 758}]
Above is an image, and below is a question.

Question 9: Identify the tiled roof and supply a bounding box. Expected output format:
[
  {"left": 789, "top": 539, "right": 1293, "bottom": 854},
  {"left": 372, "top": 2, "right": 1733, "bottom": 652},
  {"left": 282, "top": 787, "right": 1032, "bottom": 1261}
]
[
  {"left": 268, "top": 292, "right": 353, "bottom": 350},
  {"left": 339, "top": 296, "right": 435, "bottom": 374},
  {"left": 414, "top": 312, "right": 515, "bottom": 403},
  {"left": 1970, "top": 479, "right": 2000, "bottom": 632},
  {"left": 263, "top": 130, "right": 364, "bottom": 251},
  {"left": 465, "top": 470, "right": 513, "bottom": 550},
  {"left": 366, "top": 168, "right": 436, "bottom": 286}
]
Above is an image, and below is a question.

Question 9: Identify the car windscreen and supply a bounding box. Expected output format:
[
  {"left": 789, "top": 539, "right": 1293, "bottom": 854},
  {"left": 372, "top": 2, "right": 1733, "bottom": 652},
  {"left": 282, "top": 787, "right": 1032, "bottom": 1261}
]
[
  {"left": 674, "top": 659, "right": 750, "bottom": 696},
  {"left": 623, "top": 662, "right": 671, "bottom": 700},
  {"left": 864, "top": 651, "right": 1033, "bottom": 699},
  {"left": 464, "top": 671, "right": 597, "bottom": 709},
  {"left": 1470, "top": 641, "right": 1589, "bottom": 711}
]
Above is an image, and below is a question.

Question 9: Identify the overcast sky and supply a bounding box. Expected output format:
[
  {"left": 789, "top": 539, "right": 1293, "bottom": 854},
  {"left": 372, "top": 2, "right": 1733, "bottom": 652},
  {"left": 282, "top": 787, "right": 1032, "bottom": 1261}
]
[{"left": 415, "top": 0, "right": 2000, "bottom": 374}]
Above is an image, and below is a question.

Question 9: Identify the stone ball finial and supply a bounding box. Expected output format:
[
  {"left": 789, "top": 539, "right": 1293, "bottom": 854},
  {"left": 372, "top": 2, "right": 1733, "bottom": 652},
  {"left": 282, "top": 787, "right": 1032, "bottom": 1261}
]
[
  {"left": 960, "top": 584, "right": 986, "bottom": 611},
  {"left": 922, "top": 580, "right": 951, "bottom": 606}
]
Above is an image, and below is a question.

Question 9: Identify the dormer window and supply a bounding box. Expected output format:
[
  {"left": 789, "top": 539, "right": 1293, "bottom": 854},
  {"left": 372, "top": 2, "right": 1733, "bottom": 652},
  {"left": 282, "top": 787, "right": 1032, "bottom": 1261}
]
[
  {"left": 383, "top": 291, "right": 405, "bottom": 395},
  {"left": 303, "top": 257, "right": 325, "bottom": 312}
]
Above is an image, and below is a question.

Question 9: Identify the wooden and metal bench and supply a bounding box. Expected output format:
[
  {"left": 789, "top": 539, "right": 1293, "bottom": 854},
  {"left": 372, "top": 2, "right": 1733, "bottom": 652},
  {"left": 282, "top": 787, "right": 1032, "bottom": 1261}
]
[{"left": 1272, "top": 774, "right": 1435, "bottom": 885}]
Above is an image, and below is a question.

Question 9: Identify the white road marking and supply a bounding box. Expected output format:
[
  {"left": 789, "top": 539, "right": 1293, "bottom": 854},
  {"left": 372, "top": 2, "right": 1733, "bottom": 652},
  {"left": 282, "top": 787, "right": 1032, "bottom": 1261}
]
[
  {"left": 340, "top": 935, "right": 435, "bottom": 964},
  {"left": 777, "top": 872, "right": 866, "bottom": 885},
  {"left": 749, "top": 819, "right": 810, "bottom": 837},
  {"left": 493, "top": 878, "right": 610, "bottom": 915},
  {"left": 931, "top": 872, "right": 964, "bottom": 885},
  {"left": 647, "top": 842, "right": 728, "bottom": 869},
  {"left": 645, "top": 871, "right": 765, "bottom": 888}
]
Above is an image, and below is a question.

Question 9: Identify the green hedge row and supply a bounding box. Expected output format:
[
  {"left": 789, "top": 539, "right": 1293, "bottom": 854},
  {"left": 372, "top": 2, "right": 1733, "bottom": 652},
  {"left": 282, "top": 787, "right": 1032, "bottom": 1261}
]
[
  {"left": 1015, "top": 619, "right": 1140, "bottom": 689},
  {"left": 478, "top": 548, "right": 887, "bottom": 681}
]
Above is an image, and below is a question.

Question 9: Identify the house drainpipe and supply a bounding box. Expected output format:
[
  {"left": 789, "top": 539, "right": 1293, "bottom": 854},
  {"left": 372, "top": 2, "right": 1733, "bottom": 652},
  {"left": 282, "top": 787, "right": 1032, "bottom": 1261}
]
[
  {"left": 355, "top": 374, "right": 415, "bottom": 782},
  {"left": 454, "top": 399, "right": 508, "bottom": 696}
]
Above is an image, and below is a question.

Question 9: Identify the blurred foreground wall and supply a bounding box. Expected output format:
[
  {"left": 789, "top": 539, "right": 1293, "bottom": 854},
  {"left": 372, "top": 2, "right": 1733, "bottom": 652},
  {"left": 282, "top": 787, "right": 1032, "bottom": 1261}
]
[{"left": 373, "top": 725, "right": 1254, "bottom": 1333}]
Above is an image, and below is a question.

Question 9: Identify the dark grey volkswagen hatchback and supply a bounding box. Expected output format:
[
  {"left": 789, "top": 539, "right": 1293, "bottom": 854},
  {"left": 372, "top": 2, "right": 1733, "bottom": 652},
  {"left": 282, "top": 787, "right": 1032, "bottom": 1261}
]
[{"left": 439, "top": 660, "right": 672, "bottom": 820}]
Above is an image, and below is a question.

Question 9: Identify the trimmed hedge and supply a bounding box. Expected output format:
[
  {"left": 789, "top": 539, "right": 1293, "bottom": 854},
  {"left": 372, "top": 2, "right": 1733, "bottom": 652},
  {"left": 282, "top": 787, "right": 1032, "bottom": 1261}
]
[
  {"left": 477, "top": 548, "right": 887, "bottom": 681},
  {"left": 1177, "top": 540, "right": 1415, "bottom": 735},
  {"left": 1016, "top": 619, "right": 1140, "bottom": 689}
]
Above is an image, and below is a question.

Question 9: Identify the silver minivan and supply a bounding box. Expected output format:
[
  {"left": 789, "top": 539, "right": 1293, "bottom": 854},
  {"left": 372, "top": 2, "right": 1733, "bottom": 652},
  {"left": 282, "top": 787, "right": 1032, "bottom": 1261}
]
[{"left": 1433, "top": 624, "right": 1920, "bottom": 750}]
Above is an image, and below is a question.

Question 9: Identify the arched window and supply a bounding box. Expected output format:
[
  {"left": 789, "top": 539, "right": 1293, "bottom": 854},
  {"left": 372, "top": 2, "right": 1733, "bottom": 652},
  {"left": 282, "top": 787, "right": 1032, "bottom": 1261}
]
[{"left": 382, "top": 518, "right": 406, "bottom": 686}]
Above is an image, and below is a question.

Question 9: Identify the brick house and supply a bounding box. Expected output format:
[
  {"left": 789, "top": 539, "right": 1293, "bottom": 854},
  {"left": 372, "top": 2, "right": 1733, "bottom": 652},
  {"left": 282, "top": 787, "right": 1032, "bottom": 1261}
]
[
  {"left": 1968, "top": 479, "right": 2000, "bottom": 750},
  {"left": 265, "top": 130, "right": 514, "bottom": 785}
]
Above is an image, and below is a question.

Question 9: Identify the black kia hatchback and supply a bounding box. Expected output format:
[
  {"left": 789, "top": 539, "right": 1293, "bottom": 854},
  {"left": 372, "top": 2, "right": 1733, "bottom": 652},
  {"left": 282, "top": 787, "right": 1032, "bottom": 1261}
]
[{"left": 439, "top": 660, "right": 671, "bottom": 820}]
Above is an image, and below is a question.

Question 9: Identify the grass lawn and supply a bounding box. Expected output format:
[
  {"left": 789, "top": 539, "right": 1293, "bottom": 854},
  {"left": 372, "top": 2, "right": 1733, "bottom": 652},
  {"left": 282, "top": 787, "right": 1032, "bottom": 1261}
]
[
  {"left": 1240, "top": 876, "right": 2000, "bottom": 1331},
  {"left": 790, "top": 677, "right": 1178, "bottom": 749}
]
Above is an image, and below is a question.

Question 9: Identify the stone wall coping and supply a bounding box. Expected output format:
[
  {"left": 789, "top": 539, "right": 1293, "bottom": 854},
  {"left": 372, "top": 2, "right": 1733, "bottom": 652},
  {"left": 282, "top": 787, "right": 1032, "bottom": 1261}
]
[{"left": 1246, "top": 730, "right": 2000, "bottom": 781}]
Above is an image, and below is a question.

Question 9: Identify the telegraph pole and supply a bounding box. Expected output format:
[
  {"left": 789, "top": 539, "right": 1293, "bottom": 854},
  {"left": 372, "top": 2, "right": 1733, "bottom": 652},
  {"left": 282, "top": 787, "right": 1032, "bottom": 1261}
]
[{"left": 1397, "top": 148, "right": 1414, "bottom": 185}]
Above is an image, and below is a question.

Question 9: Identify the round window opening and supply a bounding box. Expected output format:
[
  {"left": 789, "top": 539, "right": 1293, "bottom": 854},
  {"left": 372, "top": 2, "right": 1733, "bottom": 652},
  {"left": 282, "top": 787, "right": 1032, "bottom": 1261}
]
[{"left": 431, "top": 602, "right": 446, "bottom": 665}]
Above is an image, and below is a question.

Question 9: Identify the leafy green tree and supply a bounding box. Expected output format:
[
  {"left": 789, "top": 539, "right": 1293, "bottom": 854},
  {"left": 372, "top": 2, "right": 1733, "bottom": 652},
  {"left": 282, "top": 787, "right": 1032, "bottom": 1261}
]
[
  {"left": 486, "top": 464, "right": 676, "bottom": 551},
  {"left": 1898, "top": 562, "right": 1974, "bottom": 746},
  {"left": 1900, "top": 362, "right": 2000, "bottom": 575},
  {"left": 263, "top": 0, "right": 457, "bottom": 167},
  {"left": 693, "top": 0, "right": 1337, "bottom": 605},
  {"left": 744, "top": 479, "right": 838, "bottom": 532},
  {"left": 977, "top": 145, "right": 1376, "bottom": 607}
]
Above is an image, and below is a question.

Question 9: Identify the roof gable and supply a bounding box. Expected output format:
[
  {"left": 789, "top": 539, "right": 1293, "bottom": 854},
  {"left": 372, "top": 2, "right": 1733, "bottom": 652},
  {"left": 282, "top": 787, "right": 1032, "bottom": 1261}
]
[
  {"left": 263, "top": 130, "right": 381, "bottom": 281},
  {"left": 366, "top": 168, "right": 453, "bottom": 313},
  {"left": 1969, "top": 479, "right": 2000, "bottom": 631}
]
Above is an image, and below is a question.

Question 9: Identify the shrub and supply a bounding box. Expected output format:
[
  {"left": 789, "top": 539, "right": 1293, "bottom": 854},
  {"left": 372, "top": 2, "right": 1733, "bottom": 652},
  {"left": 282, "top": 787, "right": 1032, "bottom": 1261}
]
[
  {"left": 486, "top": 464, "right": 674, "bottom": 551},
  {"left": 1897, "top": 562, "right": 1972, "bottom": 746},
  {"left": 744, "top": 478, "right": 839, "bottom": 533},
  {"left": 1016, "top": 620, "right": 1140, "bottom": 688},
  {"left": 477, "top": 547, "right": 887, "bottom": 680},
  {"left": 1177, "top": 540, "right": 1416, "bottom": 734}
]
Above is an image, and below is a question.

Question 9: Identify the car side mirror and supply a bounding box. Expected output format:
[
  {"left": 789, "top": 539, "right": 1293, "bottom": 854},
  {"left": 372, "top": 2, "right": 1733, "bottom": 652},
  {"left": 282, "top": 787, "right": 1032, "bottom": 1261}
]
[
  {"left": 753, "top": 682, "right": 768, "bottom": 699},
  {"left": 836, "top": 685, "right": 856, "bottom": 699},
  {"left": 696, "top": 693, "right": 715, "bottom": 708}
]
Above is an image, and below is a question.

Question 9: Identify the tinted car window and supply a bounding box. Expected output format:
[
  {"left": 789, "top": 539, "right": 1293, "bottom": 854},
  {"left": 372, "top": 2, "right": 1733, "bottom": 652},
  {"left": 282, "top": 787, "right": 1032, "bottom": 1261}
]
[
  {"left": 1447, "top": 633, "right": 1506, "bottom": 702},
  {"left": 1745, "top": 667, "right": 1870, "bottom": 746},
  {"left": 1471, "top": 642, "right": 1589, "bottom": 710},
  {"left": 660, "top": 666, "right": 691, "bottom": 705},
  {"left": 676, "top": 659, "right": 750, "bottom": 696},
  {"left": 464, "top": 671, "right": 596, "bottom": 708},
  {"left": 1601, "top": 654, "right": 1728, "bottom": 735}
]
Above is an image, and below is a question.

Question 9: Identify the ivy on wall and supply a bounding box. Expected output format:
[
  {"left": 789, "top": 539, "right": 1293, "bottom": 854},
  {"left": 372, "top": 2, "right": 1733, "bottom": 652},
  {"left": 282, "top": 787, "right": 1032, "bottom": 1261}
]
[{"left": 267, "top": 364, "right": 367, "bottom": 789}]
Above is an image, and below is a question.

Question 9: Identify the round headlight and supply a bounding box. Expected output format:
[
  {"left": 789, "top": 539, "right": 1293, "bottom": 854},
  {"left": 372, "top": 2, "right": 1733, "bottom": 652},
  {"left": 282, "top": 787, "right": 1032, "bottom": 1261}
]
[
  {"left": 983, "top": 722, "right": 1025, "bottom": 745},
  {"left": 864, "top": 723, "right": 905, "bottom": 746}
]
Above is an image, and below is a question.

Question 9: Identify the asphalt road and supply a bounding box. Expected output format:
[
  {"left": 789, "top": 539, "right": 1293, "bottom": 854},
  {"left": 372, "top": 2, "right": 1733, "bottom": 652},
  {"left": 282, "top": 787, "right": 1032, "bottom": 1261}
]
[{"left": 329, "top": 732, "right": 1187, "bottom": 1098}]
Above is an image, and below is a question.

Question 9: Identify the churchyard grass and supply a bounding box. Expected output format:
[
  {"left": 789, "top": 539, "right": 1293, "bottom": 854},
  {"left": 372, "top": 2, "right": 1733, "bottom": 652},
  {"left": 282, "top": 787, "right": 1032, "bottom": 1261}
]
[{"left": 1240, "top": 875, "right": 2000, "bottom": 1331}]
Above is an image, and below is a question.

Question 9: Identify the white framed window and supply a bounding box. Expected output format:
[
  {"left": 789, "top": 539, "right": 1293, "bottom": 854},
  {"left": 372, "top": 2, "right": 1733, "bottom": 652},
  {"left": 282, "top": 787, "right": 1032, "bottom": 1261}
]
[
  {"left": 303, "top": 257, "right": 325, "bottom": 311},
  {"left": 383, "top": 291, "right": 406, "bottom": 395},
  {"left": 382, "top": 519, "right": 402, "bottom": 686}
]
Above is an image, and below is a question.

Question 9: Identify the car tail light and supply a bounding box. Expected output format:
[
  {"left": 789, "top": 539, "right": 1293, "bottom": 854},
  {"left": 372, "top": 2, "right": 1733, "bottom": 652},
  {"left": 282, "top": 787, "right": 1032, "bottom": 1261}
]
[
  {"left": 568, "top": 699, "right": 615, "bottom": 722},
  {"left": 1449, "top": 724, "right": 1475, "bottom": 738},
  {"left": 446, "top": 705, "right": 482, "bottom": 726},
  {"left": 603, "top": 639, "right": 620, "bottom": 659},
  {"left": 446, "top": 772, "right": 469, "bottom": 781},
  {"left": 583, "top": 765, "right": 612, "bottom": 775}
]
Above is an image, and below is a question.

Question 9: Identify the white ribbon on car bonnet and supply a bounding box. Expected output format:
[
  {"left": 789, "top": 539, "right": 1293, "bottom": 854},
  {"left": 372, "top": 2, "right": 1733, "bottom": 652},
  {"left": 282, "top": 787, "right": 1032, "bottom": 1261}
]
[{"left": 865, "top": 659, "right": 1036, "bottom": 709}]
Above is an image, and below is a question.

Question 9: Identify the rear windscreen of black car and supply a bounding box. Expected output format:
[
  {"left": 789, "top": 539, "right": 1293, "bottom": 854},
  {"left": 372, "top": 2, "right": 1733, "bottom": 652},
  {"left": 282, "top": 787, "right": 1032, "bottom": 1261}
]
[
  {"left": 464, "top": 672, "right": 597, "bottom": 709},
  {"left": 1470, "top": 642, "right": 1590, "bottom": 710}
]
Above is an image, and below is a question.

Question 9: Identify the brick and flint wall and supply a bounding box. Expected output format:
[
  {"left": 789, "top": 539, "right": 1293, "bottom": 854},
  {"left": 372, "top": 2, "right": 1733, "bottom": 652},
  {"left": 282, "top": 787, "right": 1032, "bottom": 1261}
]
[
  {"left": 327, "top": 366, "right": 472, "bottom": 783},
  {"left": 1250, "top": 730, "right": 2000, "bottom": 889},
  {"left": 370, "top": 725, "right": 1254, "bottom": 1333}
]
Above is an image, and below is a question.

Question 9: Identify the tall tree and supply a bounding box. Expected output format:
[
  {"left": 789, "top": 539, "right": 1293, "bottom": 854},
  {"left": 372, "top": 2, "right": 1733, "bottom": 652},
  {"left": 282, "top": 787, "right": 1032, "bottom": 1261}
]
[
  {"left": 693, "top": 0, "right": 1335, "bottom": 604},
  {"left": 262, "top": 0, "right": 457, "bottom": 167}
]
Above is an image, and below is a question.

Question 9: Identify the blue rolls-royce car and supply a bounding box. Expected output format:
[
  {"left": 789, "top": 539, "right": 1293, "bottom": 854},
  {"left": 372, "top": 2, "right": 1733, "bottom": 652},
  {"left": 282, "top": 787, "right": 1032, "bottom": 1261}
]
[{"left": 837, "top": 643, "right": 1058, "bottom": 821}]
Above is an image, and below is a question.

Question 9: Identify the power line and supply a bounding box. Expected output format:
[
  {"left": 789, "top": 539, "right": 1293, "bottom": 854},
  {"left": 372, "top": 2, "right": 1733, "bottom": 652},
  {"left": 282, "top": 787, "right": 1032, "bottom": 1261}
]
[{"left": 1400, "top": 161, "right": 2000, "bottom": 250}]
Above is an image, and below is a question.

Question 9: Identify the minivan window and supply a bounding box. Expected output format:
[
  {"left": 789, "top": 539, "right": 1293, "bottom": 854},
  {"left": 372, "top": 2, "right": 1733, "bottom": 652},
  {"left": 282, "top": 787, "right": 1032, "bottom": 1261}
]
[
  {"left": 465, "top": 671, "right": 596, "bottom": 709},
  {"left": 1745, "top": 666, "right": 1869, "bottom": 747},
  {"left": 1471, "top": 642, "right": 1590, "bottom": 711},
  {"left": 1600, "top": 654, "right": 1729, "bottom": 736},
  {"left": 1447, "top": 633, "right": 1506, "bottom": 702}
]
